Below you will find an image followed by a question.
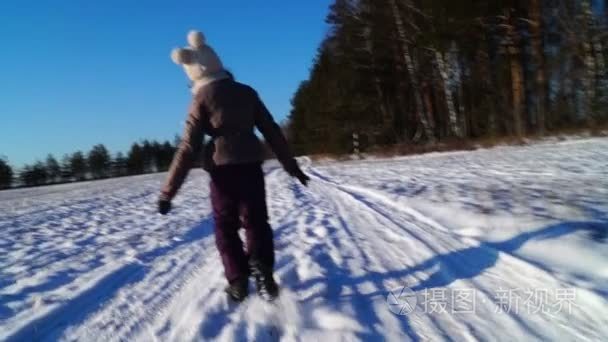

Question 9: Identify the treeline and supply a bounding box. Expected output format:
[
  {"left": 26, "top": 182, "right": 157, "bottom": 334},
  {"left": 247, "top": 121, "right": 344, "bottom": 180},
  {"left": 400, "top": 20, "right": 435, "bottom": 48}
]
[
  {"left": 0, "top": 139, "right": 178, "bottom": 189},
  {"left": 288, "top": 0, "right": 608, "bottom": 154}
]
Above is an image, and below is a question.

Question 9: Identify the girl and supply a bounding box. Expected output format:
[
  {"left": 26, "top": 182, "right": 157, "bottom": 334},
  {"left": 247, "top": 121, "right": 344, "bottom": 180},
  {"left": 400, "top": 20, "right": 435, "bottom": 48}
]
[{"left": 158, "top": 31, "right": 309, "bottom": 301}]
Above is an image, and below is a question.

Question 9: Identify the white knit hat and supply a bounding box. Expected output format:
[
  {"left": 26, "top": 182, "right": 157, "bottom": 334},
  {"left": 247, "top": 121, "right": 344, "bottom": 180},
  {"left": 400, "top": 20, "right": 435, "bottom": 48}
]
[{"left": 171, "top": 30, "right": 229, "bottom": 93}]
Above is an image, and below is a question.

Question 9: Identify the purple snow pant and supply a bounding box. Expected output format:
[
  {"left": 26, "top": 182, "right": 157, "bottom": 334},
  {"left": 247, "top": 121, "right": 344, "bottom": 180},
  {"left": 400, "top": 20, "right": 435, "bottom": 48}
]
[{"left": 210, "top": 162, "right": 274, "bottom": 284}]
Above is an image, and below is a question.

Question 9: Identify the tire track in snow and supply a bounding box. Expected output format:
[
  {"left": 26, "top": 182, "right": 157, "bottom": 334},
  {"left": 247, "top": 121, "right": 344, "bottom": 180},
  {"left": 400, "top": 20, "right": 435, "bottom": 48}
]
[
  {"left": 310, "top": 166, "right": 594, "bottom": 293},
  {"left": 305, "top": 164, "right": 607, "bottom": 341},
  {"left": 302, "top": 167, "right": 475, "bottom": 340}
]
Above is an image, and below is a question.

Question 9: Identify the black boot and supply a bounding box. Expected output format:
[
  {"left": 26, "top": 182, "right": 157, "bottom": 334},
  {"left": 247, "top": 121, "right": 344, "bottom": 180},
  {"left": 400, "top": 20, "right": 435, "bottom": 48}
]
[
  {"left": 224, "top": 277, "right": 249, "bottom": 302},
  {"left": 250, "top": 260, "right": 279, "bottom": 300}
]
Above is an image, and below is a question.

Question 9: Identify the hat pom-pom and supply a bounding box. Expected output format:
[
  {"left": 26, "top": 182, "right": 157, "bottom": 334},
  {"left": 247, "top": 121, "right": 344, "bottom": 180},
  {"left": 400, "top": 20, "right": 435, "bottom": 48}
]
[
  {"left": 171, "top": 48, "right": 194, "bottom": 65},
  {"left": 187, "top": 30, "right": 206, "bottom": 49}
]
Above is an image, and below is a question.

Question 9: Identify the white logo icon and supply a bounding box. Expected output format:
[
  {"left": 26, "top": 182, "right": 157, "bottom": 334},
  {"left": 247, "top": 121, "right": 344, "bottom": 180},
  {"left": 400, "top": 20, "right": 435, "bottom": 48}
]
[{"left": 387, "top": 286, "right": 418, "bottom": 315}]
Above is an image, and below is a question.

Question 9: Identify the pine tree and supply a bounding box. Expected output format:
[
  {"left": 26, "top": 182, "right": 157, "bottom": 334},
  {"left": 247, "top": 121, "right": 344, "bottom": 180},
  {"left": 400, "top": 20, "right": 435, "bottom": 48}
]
[
  {"left": 20, "top": 161, "right": 48, "bottom": 187},
  {"left": 88, "top": 144, "right": 111, "bottom": 179},
  {"left": 127, "top": 143, "right": 145, "bottom": 175},
  {"left": 70, "top": 152, "right": 88, "bottom": 181},
  {"left": 60, "top": 154, "right": 73, "bottom": 182},
  {"left": 140, "top": 140, "right": 155, "bottom": 173},
  {"left": 0, "top": 157, "right": 13, "bottom": 189},
  {"left": 46, "top": 154, "right": 61, "bottom": 184},
  {"left": 112, "top": 152, "right": 128, "bottom": 177},
  {"left": 158, "top": 141, "right": 176, "bottom": 172}
]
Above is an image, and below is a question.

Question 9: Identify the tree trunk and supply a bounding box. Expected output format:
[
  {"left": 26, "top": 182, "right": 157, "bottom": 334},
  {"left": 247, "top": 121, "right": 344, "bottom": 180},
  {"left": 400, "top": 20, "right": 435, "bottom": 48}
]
[
  {"left": 479, "top": 50, "right": 497, "bottom": 136},
  {"left": 509, "top": 50, "right": 525, "bottom": 137},
  {"left": 582, "top": 0, "right": 597, "bottom": 120},
  {"left": 505, "top": 12, "right": 525, "bottom": 137},
  {"left": 448, "top": 43, "right": 467, "bottom": 137},
  {"left": 480, "top": 35, "right": 498, "bottom": 136},
  {"left": 458, "top": 85, "right": 468, "bottom": 137},
  {"left": 434, "top": 49, "right": 462, "bottom": 137},
  {"left": 593, "top": 36, "right": 606, "bottom": 88},
  {"left": 584, "top": 42, "right": 596, "bottom": 107},
  {"left": 415, "top": 53, "right": 437, "bottom": 132},
  {"left": 389, "top": 0, "right": 435, "bottom": 143},
  {"left": 530, "top": 0, "right": 547, "bottom": 135},
  {"left": 593, "top": 35, "right": 608, "bottom": 109},
  {"left": 360, "top": 16, "right": 394, "bottom": 136},
  {"left": 422, "top": 81, "right": 436, "bottom": 136}
]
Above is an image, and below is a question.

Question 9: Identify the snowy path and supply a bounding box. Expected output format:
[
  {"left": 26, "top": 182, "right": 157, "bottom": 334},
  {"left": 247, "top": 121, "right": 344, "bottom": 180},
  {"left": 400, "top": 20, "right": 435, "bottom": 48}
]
[{"left": 1, "top": 138, "right": 607, "bottom": 341}]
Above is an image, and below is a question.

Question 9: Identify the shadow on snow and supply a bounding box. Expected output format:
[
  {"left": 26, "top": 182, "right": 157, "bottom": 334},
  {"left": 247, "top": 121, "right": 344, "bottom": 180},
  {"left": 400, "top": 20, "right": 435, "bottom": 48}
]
[
  {"left": 290, "top": 219, "right": 607, "bottom": 341},
  {"left": 5, "top": 218, "right": 214, "bottom": 342}
]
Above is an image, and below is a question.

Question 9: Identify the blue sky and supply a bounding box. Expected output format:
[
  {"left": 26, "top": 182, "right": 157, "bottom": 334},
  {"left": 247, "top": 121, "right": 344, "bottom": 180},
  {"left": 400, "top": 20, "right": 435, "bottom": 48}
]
[{"left": 0, "top": 0, "right": 330, "bottom": 167}]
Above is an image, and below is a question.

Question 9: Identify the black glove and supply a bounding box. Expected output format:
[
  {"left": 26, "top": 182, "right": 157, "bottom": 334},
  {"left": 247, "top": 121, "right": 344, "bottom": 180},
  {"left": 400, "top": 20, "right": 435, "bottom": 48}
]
[
  {"left": 285, "top": 159, "right": 310, "bottom": 186},
  {"left": 158, "top": 198, "right": 172, "bottom": 215},
  {"left": 294, "top": 169, "right": 310, "bottom": 187}
]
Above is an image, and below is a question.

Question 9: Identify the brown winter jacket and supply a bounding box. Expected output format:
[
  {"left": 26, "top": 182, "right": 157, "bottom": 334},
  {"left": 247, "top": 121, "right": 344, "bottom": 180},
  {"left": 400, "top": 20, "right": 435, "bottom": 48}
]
[{"left": 161, "top": 79, "right": 299, "bottom": 200}]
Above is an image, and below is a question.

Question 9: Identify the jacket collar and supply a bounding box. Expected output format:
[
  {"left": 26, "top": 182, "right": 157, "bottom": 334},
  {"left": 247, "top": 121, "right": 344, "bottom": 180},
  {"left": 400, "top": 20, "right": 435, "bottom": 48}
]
[{"left": 191, "top": 70, "right": 231, "bottom": 95}]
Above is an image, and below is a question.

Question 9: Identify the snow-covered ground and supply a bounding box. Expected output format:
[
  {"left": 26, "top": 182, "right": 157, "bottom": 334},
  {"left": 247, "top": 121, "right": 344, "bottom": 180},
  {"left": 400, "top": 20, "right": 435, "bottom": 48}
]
[{"left": 1, "top": 138, "right": 607, "bottom": 341}]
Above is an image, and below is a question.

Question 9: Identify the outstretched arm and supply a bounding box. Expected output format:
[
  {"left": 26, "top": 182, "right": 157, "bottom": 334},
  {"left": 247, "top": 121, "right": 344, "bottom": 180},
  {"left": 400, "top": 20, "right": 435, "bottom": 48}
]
[
  {"left": 253, "top": 91, "right": 309, "bottom": 185},
  {"left": 160, "top": 101, "right": 204, "bottom": 202}
]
